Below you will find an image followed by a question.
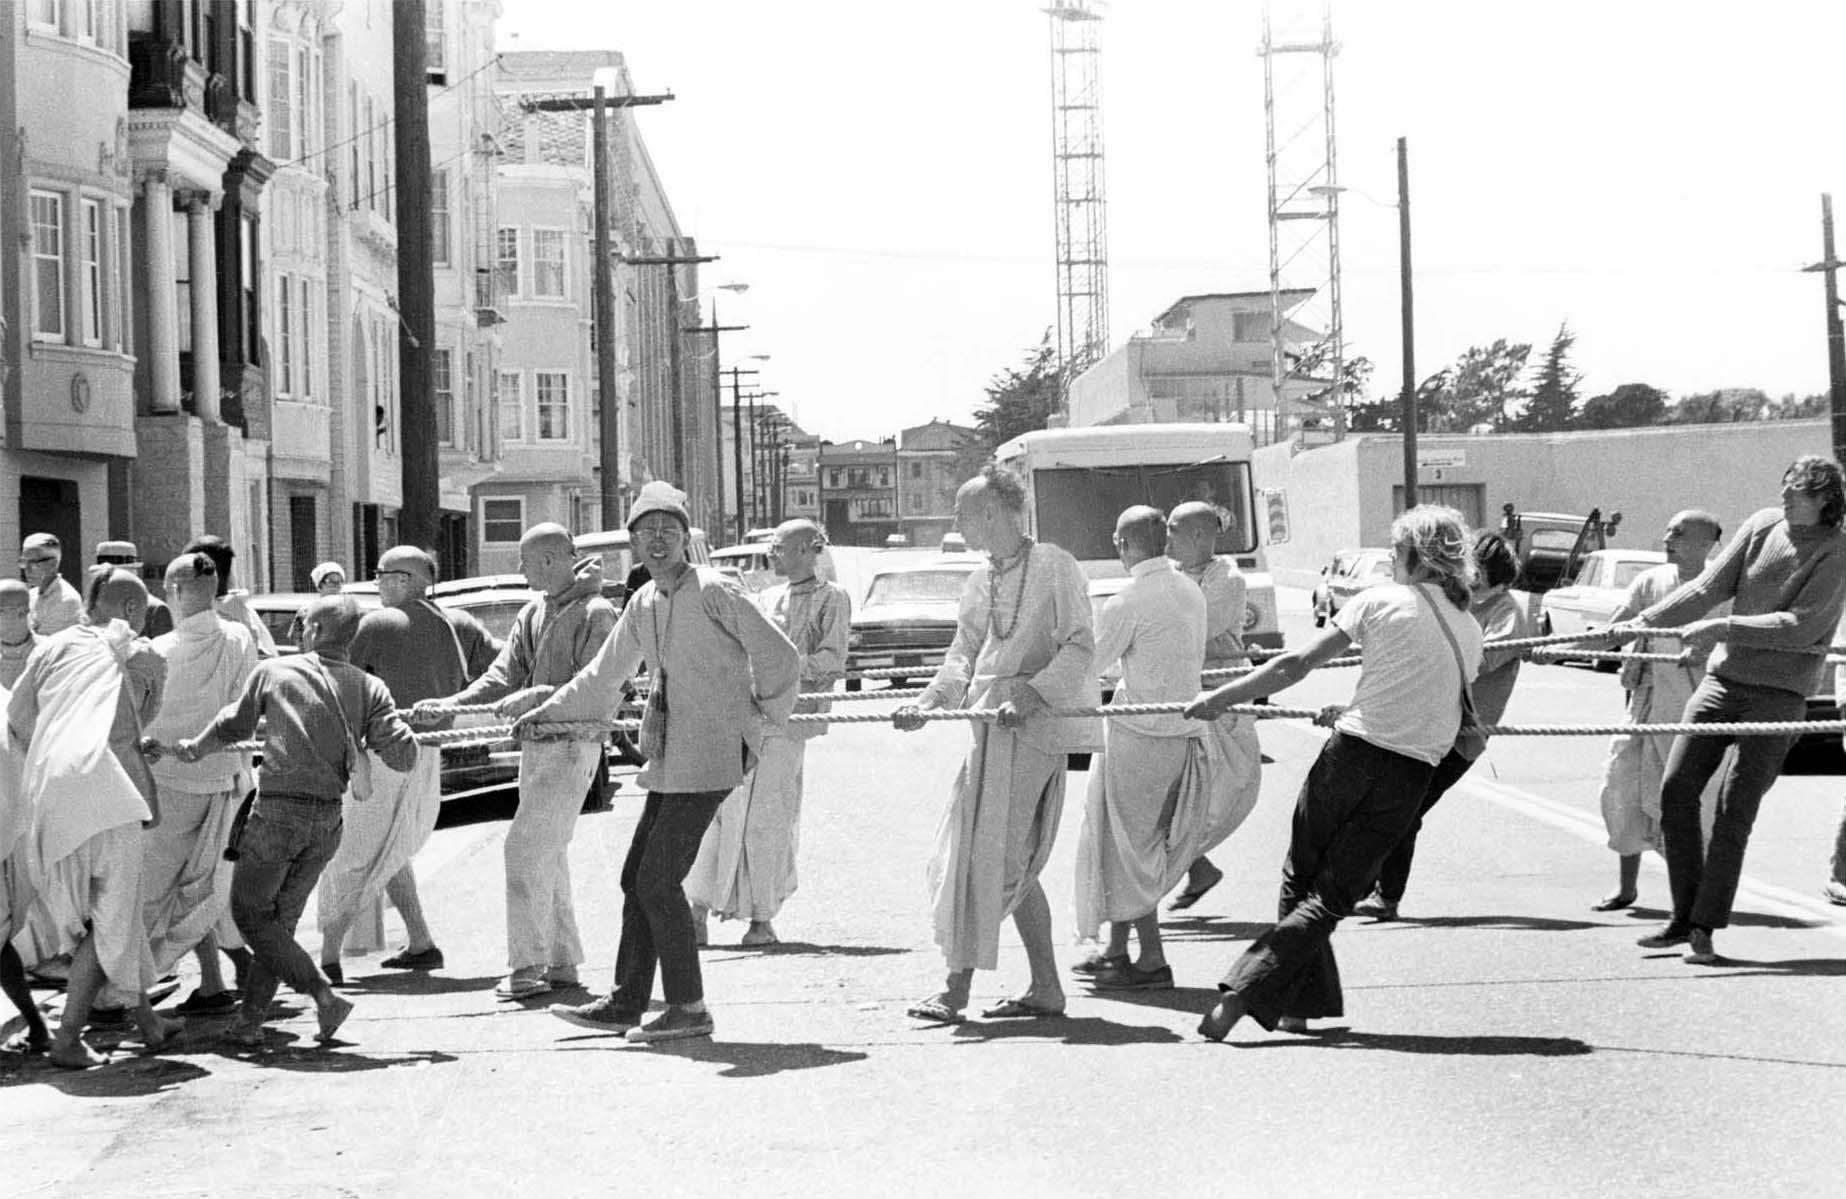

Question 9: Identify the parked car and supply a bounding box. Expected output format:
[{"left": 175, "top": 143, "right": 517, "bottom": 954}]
[
  {"left": 1311, "top": 548, "right": 1395, "bottom": 627},
  {"left": 247, "top": 590, "right": 383, "bottom": 653},
  {"left": 1538, "top": 548, "right": 1668, "bottom": 670},
  {"left": 709, "top": 542, "right": 839, "bottom": 595},
  {"left": 575, "top": 525, "right": 714, "bottom": 606},
  {"left": 845, "top": 553, "right": 981, "bottom": 690}
]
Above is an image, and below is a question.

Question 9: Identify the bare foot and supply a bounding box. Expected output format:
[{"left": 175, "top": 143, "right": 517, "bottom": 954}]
[
  {"left": 136, "top": 1015, "right": 187, "bottom": 1052},
  {"left": 1198, "top": 993, "right": 1246, "bottom": 1042},
  {"left": 2, "top": 1028, "right": 50, "bottom": 1055},
  {"left": 740, "top": 921, "right": 778, "bottom": 947},
  {"left": 47, "top": 1038, "right": 108, "bottom": 1069},
  {"left": 316, "top": 994, "right": 355, "bottom": 1043}
]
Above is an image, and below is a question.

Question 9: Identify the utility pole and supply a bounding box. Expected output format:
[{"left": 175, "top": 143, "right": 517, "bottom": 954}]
[
  {"left": 1805, "top": 193, "right": 1846, "bottom": 462},
  {"left": 1397, "top": 136, "right": 1418, "bottom": 511},
  {"left": 684, "top": 303, "right": 747, "bottom": 540},
  {"left": 724, "top": 368, "right": 761, "bottom": 541},
  {"left": 620, "top": 245, "right": 715, "bottom": 487},
  {"left": 520, "top": 89, "right": 674, "bottom": 526},
  {"left": 392, "top": 0, "right": 438, "bottom": 550}
]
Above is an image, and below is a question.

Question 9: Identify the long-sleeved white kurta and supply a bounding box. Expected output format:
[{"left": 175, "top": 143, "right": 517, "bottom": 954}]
[{"left": 922, "top": 541, "right": 1096, "bottom": 971}]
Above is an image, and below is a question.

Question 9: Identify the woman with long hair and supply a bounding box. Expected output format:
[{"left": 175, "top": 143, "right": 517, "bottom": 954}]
[{"left": 1186, "top": 505, "right": 1484, "bottom": 1040}]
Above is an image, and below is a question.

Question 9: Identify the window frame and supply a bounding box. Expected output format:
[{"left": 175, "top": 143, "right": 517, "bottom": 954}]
[
  {"left": 275, "top": 272, "right": 295, "bottom": 396},
  {"left": 433, "top": 346, "right": 455, "bottom": 446},
  {"left": 30, "top": 189, "right": 66, "bottom": 342},
  {"left": 496, "top": 369, "right": 524, "bottom": 443},
  {"left": 494, "top": 227, "right": 520, "bottom": 299},
  {"left": 79, "top": 197, "right": 104, "bottom": 347},
  {"left": 430, "top": 168, "right": 451, "bottom": 267},
  {"left": 530, "top": 227, "right": 566, "bottom": 299},
  {"left": 534, "top": 370, "right": 570, "bottom": 441},
  {"left": 267, "top": 34, "right": 294, "bottom": 161},
  {"left": 481, "top": 496, "right": 525, "bottom": 544}
]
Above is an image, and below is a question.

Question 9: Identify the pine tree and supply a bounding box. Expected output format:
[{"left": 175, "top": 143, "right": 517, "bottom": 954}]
[{"left": 1516, "top": 324, "right": 1581, "bottom": 431}]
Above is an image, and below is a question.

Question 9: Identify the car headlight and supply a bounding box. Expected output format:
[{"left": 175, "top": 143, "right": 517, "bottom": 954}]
[
  {"left": 1242, "top": 604, "right": 1261, "bottom": 632},
  {"left": 848, "top": 630, "right": 862, "bottom": 650}
]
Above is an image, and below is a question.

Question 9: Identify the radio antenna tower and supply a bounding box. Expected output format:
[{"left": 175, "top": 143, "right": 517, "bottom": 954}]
[
  {"left": 1047, "top": 0, "right": 1110, "bottom": 413},
  {"left": 1261, "top": 0, "right": 1344, "bottom": 444}
]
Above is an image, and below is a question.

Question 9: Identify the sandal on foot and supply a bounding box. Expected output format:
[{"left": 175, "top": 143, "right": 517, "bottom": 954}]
[
  {"left": 1590, "top": 893, "right": 1637, "bottom": 913},
  {"left": 1070, "top": 951, "right": 1128, "bottom": 977},
  {"left": 2, "top": 1029, "right": 49, "bottom": 1055},
  {"left": 980, "top": 998, "right": 1065, "bottom": 1020},
  {"left": 904, "top": 999, "right": 965, "bottom": 1025}
]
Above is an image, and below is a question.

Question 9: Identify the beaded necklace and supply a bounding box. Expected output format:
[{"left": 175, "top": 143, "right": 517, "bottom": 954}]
[{"left": 987, "top": 539, "right": 1034, "bottom": 642}]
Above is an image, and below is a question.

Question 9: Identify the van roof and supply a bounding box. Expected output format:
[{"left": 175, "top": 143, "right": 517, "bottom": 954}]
[{"left": 995, "top": 422, "right": 1255, "bottom": 462}]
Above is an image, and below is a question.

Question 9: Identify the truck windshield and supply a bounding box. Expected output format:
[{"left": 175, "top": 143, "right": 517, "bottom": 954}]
[{"left": 1033, "top": 461, "right": 1257, "bottom": 560}]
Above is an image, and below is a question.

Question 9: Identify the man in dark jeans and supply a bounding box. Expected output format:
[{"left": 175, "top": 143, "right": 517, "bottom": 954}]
[
  {"left": 521, "top": 481, "right": 798, "bottom": 1044},
  {"left": 166, "top": 596, "right": 419, "bottom": 1046}
]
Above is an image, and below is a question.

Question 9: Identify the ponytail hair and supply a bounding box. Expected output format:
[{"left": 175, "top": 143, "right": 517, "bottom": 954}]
[{"left": 1391, "top": 504, "right": 1474, "bottom": 609}]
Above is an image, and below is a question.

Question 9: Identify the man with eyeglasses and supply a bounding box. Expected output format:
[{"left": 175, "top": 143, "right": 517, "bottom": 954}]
[
  {"left": 320, "top": 546, "right": 496, "bottom": 984},
  {"left": 534, "top": 481, "right": 799, "bottom": 1043},
  {"left": 20, "top": 533, "right": 82, "bottom": 638},
  {"left": 415, "top": 523, "right": 617, "bottom": 1001}
]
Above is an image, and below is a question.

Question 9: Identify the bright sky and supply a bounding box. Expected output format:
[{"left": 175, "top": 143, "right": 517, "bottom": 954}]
[{"left": 496, "top": 1, "right": 1846, "bottom": 443}]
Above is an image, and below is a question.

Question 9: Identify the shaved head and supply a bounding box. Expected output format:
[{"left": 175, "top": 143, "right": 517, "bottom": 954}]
[
  {"left": 1115, "top": 505, "right": 1168, "bottom": 560},
  {"left": 165, "top": 552, "right": 219, "bottom": 617},
  {"left": 773, "top": 518, "right": 823, "bottom": 551},
  {"left": 301, "top": 595, "right": 363, "bottom": 654},
  {"left": 520, "top": 522, "right": 574, "bottom": 559},
  {"left": 1168, "top": 501, "right": 1224, "bottom": 536},
  {"left": 0, "top": 578, "right": 29, "bottom": 611},
  {"left": 87, "top": 568, "right": 149, "bottom": 631}
]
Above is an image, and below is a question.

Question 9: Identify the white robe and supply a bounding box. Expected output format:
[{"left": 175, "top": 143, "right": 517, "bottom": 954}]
[{"left": 1180, "top": 556, "right": 1264, "bottom": 860}]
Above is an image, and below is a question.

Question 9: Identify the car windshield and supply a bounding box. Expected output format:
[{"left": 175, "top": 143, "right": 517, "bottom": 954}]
[
  {"left": 448, "top": 599, "right": 529, "bottom": 640},
  {"left": 1032, "top": 460, "right": 1257, "bottom": 560},
  {"left": 865, "top": 570, "right": 970, "bottom": 606},
  {"left": 1529, "top": 529, "right": 1578, "bottom": 554}
]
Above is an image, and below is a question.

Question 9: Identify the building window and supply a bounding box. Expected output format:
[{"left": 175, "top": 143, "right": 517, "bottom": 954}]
[
  {"left": 433, "top": 347, "right": 454, "bottom": 445},
  {"left": 30, "top": 191, "right": 64, "bottom": 341},
  {"left": 276, "top": 274, "right": 294, "bottom": 395},
  {"left": 424, "top": 0, "right": 446, "bottom": 81},
  {"left": 497, "top": 370, "right": 523, "bottom": 441},
  {"left": 267, "top": 36, "right": 293, "bottom": 160},
  {"left": 908, "top": 460, "right": 922, "bottom": 478},
  {"left": 494, "top": 227, "right": 519, "bottom": 298},
  {"left": 364, "top": 96, "right": 379, "bottom": 211},
  {"left": 536, "top": 371, "right": 569, "bottom": 440},
  {"left": 242, "top": 215, "right": 259, "bottom": 363},
  {"left": 80, "top": 198, "right": 103, "bottom": 346},
  {"left": 298, "top": 277, "right": 313, "bottom": 398},
  {"left": 27, "top": 0, "right": 60, "bottom": 30},
  {"left": 531, "top": 229, "right": 565, "bottom": 298},
  {"left": 1232, "top": 311, "right": 1268, "bottom": 343},
  {"left": 430, "top": 169, "right": 450, "bottom": 266},
  {"left": 482, "top": 497, "right": 524, "bottom": 544},
  {"left": 295, "top": 43, "right": 313, "bottom": 157}
]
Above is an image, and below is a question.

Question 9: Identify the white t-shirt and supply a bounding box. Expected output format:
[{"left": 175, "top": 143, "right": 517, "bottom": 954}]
[{"left": 1332, "top": 583, "right": 1485, "bottom": 765}]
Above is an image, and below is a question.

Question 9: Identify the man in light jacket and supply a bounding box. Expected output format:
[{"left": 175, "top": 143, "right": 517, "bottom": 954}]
[{"left": 530, "top": 481, "right": 798, "bottom": 1043}]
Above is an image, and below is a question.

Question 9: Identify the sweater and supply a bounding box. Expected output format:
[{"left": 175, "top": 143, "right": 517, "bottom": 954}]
[
  {"left": 447, "top": 558, "right": 617, "bottom": 722},
  {"left": 1641, "top": 507, "right": 1846, "bottom": 697}
]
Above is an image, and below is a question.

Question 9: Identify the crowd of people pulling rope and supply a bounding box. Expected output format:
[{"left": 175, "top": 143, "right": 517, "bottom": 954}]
[{"left": 2, "top": 453, "right": 1843, "bottom": 1066}]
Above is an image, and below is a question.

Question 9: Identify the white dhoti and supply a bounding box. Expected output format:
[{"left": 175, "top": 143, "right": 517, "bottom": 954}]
[
  {"left": 926, "top": 724, "right": 1066, "bottom": 973},
  {"left": 1195, "top": 714, "right": 1263, "bottom": 858},
  {"left": 316, "top": 748, "right": 443, "bottom": 954},
  {"left": 1599, "top": 680, "right": 1719, "bottom": 855},
  {"left": 1074, "top": 729, "right": 1211, "bottom": 938},
  {"left": 140, "top": 788, "right": 241, "bottom": 974},
  {"left": 35, "top": 822, "right": 155, "bottom": 993},
  {"left": 504, "top": 739, "right": 600, "bottom": 971},
  {"left": 686, "top": 734, "right": 805, "bottom": 922}
]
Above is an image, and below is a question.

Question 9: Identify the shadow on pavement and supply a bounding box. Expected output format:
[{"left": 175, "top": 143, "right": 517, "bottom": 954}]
[
  {"left": 1239, "top": 1028, "right": 1594, "bottom": 1057},
  {"left": 1080, "top": 984, "right": 1220, "bottom": 1017},
  {"left": 347, "top": 972, "right": 503, "bottom": 995},
  {"left": 701, "top": 942, "right": 911, "bottom": 959},
  {"left": 0, "top": 1053, "right": 210, "bottom": 1095},
  {"left": 951, "top": 1014, "right": 1182, "bottom": 1046},
  {"left": 1157, "top": 917, "right": 1272, "bottom": 944},
  {"left": 1372, "top": 914, "right": 1605, "bottom": 933},
  {"left": 210, "top": 1032, "right": 459, "bottom": 1073},
  {"left": 1693, "top": 957, "right": 1846, "bottom": 977},
  {"left": 554, "top": 1037, "right": 869, "bottom": 1078},
  {"left": 1618, "top": 905, "right": 1820, "bottom": 931}
]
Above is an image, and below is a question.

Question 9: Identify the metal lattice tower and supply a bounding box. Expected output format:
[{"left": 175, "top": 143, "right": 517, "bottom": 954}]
[
  {"left": 1262, "top": 0, "right": 1344, "bottom": 444},
  {"left": 1047, "top": 0, "right": 1110, "bottom": 409}
]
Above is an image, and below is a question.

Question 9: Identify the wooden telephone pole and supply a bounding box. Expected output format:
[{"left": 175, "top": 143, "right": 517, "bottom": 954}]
[{"left": 392, "top": 0, "right": 438, "bottom": 550}]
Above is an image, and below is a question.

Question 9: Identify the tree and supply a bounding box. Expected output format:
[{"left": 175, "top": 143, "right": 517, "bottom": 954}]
[
  {"left": 1765, "top": 392, "right": 1828, "bottom": 420},
  {"left": 1665, "top": 388, "right": 1769, "bottom": 425},
  {"left": 970, "top": 331, "right": 1059, "bottom": 457},
  {"left": 1578, "top": 382, "right": 1668, "bottom": 429},
  {"left": 1515, "top": 323, "right": 1581, "bottom": 432},
  {"left": 1444, "top": 340, "right": 1532, "bottom": 431}
]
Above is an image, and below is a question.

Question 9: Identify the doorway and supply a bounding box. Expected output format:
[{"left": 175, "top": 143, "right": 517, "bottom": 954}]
[{"left": 18, "top": 476, "right": 82, "bottom": 588}]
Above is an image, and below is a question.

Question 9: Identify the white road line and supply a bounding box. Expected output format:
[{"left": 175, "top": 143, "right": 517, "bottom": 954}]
[{"left": 1265, "top": 719, "right": 1846, "bottom": 940}]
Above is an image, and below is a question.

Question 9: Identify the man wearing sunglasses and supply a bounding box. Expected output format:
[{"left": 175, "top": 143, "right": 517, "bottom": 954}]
[{"left": 19, "top": 533, "right": 81, "bottom": 637}]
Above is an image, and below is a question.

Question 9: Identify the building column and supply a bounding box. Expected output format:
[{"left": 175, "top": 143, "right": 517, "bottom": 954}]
[
  {"left": 186, "top": 195, "right": 222, "bottom": 422},
  {"left": 142, "top": 174, "right": 182, "bottom": 414}
]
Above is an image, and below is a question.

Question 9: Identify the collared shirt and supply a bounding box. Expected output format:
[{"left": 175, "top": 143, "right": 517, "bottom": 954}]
[
  {"left": 30, "top": 576, "right": 83, "bottom": 638},
  {"left": 145, "top": 610, "right": 260, "bottom": 794},
  {"left": 1094, "top": 556, "right": 1207, "bottom": 738}
]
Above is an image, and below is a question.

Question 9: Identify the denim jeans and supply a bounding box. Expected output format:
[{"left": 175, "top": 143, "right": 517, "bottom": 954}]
[
  {"left": 1220, "top": 733, "right": 1434, "bottom": 1028},
  {"left": 230, "top": 794, "right": 343, "bottom": 1021},
  {"left": 1658, "top": 676, "right": 1802, "bottom": 930},
  {"left": 606, "top": 791, "right": 727, "bottom": 1013},
  {"left": 1372, "top": 747, "right": 1477, "bottom": 904}
]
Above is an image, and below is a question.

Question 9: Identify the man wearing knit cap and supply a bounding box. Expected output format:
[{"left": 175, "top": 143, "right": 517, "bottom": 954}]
[
  {"left": 537, "top": 481, "right": 798, "bottom": 1043},
  {"left": 310, "top": 562, "right": 347, "bottom": 596},
  {"left": 416, "top": 524, "right": 617, "bottom": 1000},
  {"left": 19, "top": 533, "right": 82, "bottom": 637},
  {"left": 320, "top": 546, "right": 496, "bottom": 982}
]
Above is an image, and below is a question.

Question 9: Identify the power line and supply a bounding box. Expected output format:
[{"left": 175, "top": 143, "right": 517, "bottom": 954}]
[{"left": 275, "top": 52, "right": 503, "bottom": 173}]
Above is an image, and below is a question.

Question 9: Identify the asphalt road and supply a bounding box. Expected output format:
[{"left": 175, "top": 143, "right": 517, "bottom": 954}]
[{"left": 7, "top": 589, "right": 1846, "bottom": 1198}]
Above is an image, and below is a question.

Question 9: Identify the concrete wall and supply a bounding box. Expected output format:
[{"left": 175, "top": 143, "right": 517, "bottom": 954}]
[{"left": 1259, "top": 420, "right": 1831, "bottom": 587}]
